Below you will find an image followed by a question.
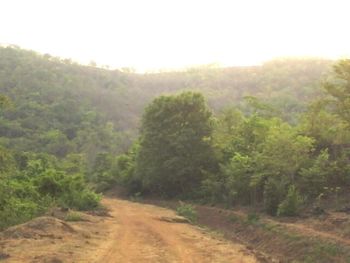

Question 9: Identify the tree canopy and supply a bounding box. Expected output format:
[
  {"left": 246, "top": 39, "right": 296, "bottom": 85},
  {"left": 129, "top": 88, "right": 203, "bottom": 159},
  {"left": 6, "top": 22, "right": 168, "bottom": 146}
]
[{"left": 135, "top": 92, "right": 216, "bottom": 197}]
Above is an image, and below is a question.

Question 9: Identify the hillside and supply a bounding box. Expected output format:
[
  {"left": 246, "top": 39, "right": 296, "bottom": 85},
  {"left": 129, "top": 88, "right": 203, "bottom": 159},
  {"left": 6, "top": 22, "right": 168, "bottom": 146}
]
[
  {"left": 0, "top": 46, "right": 332, "bottom": 159},
  {"left": 133, "top": 59, "right": 332, "bottom": 118}
]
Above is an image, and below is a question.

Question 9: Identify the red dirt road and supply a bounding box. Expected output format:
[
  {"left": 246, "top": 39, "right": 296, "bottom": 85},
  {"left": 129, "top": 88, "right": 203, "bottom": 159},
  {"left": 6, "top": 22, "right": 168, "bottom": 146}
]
[
  {"left": 0, "top": 198, "right": 258, "bottom": 263},
  {"left": 95, "top": 198, "right": 258, "bottom": 262}
]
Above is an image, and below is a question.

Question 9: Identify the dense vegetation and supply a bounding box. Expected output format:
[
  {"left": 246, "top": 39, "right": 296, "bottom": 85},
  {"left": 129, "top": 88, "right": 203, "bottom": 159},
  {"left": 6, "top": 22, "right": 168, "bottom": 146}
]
[
  {"left": 0, "top": 45, "right": 343, "bottom": 228},
  {"left": 0, "top": 113, "right": 100, "bottom": 229},
  {"left": 113, "top": 59, "right": 350, "bottom": 216}
]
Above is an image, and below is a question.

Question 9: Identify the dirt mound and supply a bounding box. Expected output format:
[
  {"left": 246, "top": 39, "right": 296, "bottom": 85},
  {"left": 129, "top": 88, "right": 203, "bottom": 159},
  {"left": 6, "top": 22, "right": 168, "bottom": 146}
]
[{"left": 0, "top": 216, "right": 76, "bottom": 239}]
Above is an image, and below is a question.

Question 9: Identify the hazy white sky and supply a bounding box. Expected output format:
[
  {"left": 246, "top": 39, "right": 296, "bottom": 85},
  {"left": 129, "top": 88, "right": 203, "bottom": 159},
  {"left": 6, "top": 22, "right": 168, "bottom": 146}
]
[{"left": 1, "top": 0, "right": 350, "bottom": 71}]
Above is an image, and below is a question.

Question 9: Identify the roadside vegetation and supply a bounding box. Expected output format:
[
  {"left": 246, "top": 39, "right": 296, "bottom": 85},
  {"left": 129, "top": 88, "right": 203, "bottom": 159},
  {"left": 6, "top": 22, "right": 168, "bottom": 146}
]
[
  {"left": 0, "top": 146, "right": 100, "bottom": 229},
  {"left": 176, "top": 202, "right": 198, "bottom": 223},
  {"left": 112, "top": 59, "right": 350, "bottom": 219}
]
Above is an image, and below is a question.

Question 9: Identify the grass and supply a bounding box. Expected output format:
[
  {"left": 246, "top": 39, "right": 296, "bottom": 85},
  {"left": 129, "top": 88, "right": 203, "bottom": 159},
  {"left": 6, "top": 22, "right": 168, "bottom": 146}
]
[
  {"left": 303, "top": 241, "right": 348, "bottom": 263},
  {"left": 225, "top": 211, "right": 350, "bottom": 262},
  {"left": 64, "top": 211, "right": 83, "bottom": 222},
  {"left": 245, "top": 213, "right": 260, "bottom": 225},
  {"left": 176, "top": 202, "right": 198, "bottom": 223}
]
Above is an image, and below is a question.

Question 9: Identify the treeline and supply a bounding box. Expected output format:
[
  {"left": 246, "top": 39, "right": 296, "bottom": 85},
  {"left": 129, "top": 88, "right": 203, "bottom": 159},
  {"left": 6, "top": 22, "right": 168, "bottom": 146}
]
[{"left": 107, "top": 59, "right": 350, "bottom": 216}]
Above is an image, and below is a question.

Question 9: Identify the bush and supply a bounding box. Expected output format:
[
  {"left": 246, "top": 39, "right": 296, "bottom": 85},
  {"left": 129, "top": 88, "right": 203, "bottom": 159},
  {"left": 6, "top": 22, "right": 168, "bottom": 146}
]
[
  {"left": 176, "top": 202, "right": 197, "bottom": 223},
  {"left": 277, "top": 185, "right": 303, "bottom": 216},
  {"left": 60, "top": 189, "right": 101, "bottom": 211},
  {"left": 0, "top": 198, "right": 42, "bottom": 230},
  {"left": 35, "top": 170, "right": 64, "bottom": 197},
  {"left": 0, "top": 178, "right": 52, "bottom": 230},
  {"left": 38, "top": 172, "right": 102, "bottom": 211},
  {"left": 264, "top": 177, "right": 285, "bottom": 216}
]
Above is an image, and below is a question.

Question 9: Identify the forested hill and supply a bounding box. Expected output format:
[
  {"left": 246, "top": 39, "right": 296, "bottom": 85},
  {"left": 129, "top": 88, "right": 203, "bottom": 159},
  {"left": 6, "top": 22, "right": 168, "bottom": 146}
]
[
  {"left": 0, "top": 46, "right": 333, "bottom": 158},
  {"left": 132, "top": 58, "right": 332, "bottom": 116}
]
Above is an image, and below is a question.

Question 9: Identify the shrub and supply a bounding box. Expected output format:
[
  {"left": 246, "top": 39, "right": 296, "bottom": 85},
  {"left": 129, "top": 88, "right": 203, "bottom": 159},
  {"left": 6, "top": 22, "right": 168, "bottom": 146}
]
[
  {"left": 263, "top": 177, "right": 285, "bottom": 216},
  {"left": 176, "top": 202, "right": 197, "bottom": 223},
  {"left": 60, "top": 189, "right": 101, "bottom": 211},
  {"left": 0, "top": 198, "right": 42, "bottom": 230},
  {"left": 35, "top": 169, "right": 64, "bottom": 197},
  {"left": 0, "top": 151, "right": 101, "bottom": 229},
  {"left": 46, "top": 173, "right": 101, "bottom": 211},
  {"left": 0, "top": 178, "right": 51, "bottom": 230},
  {"left": 277, "top": 185, "right": 303, "bottom": 216},
  {"left": 65, "top": 211, "right": 82, "bottom": 221}
]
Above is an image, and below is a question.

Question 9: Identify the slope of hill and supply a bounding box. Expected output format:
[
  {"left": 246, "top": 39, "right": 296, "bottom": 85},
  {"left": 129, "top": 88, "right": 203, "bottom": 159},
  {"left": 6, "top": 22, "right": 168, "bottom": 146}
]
[
  {"left": 0, "top": 46, "right": 333, "bottom": 158},
  {"left": 134, "top": 58, "right": 332, "bottom": 116}
]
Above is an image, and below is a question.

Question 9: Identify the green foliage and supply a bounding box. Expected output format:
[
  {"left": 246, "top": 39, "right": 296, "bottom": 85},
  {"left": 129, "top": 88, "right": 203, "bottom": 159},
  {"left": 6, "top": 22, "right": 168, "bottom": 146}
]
[
  {"left": 324, "top": 59, "right": 350, "bottom": 125},
  {"left": 211, "top": 102, "right": 317, "bottom": 212},
  {"left": 176, "top": 202, "right": 197, "bottom": 223},
  {"left": 299, "top": 100, "right": 349, "bottom": 149},
  {"left": 110, "top": 142, "right": 140, "bottom": 193},
  {"left": 0, "top": 197, "right": 43, "bottom": 229},
  {"left": 90, "top": 152, "right": 116, "bottom": 191},
  {"left": 135, "top": 92, "right": 217, "bottom": 197},
  {"left": 0, "top": 151, "right": 100, "bottom": 229},
  {"left": 257, "top": 122, "right": 314, "bottom": 183},
  {"left": 263, "top": 177, "right": 286, "bottom": 216},
  {"left": 200, "top": 172, "right": 224, "bottom": 204},
  {"left": 299, "top": 150, "right": 332, "bottom": 197},
  {"left": 57, "top": 176, "right": 101, "bottom": 210},
  {"left": 277, "top": 185, "right": 303, "bottom": 216},
  {"left": 0, "top": 94, "right": 12, "bottom": 110},
  {"left": 0, "top": 176, "right": 51, "bottom": 229},
  {"left": 221, "top": 153, "right": 254, "bottom": 205}
]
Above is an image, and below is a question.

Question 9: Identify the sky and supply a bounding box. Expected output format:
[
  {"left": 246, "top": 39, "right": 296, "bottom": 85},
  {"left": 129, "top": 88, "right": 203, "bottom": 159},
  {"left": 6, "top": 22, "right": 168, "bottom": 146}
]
[{"left": 1, "top": 0, "right": 350, "bottom": 71}]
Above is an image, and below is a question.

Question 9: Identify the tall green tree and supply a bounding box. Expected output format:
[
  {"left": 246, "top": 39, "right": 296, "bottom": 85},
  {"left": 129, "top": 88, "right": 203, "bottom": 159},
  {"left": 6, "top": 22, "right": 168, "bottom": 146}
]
[{"left": 135, "top": 92, "right": 216, "bottom": 197}]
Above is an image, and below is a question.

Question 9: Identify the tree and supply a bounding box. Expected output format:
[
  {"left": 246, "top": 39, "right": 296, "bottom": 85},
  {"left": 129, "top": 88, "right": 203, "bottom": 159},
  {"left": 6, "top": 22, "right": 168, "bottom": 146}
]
[
  {"left": 277, "top": 185, "right": 303, "bottom": 216},
  {"left": 257, "top": 123, "right": 314, "bottom": 184},
  {"left": 135, "top": 92, "right": 216, "bottom": 197},
  {"left": 324, "top": 59, "right": 350, "bottom": 125}
]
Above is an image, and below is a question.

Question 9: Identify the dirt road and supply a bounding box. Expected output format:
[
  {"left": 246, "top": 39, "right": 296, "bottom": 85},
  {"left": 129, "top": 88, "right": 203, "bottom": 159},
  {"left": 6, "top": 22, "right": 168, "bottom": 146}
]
[
  {"left": 0, "top": 198, "right": 258, "bottom": 263},
  {"left": 95, "top": 198, "right": 257, "bottom": 263}
]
